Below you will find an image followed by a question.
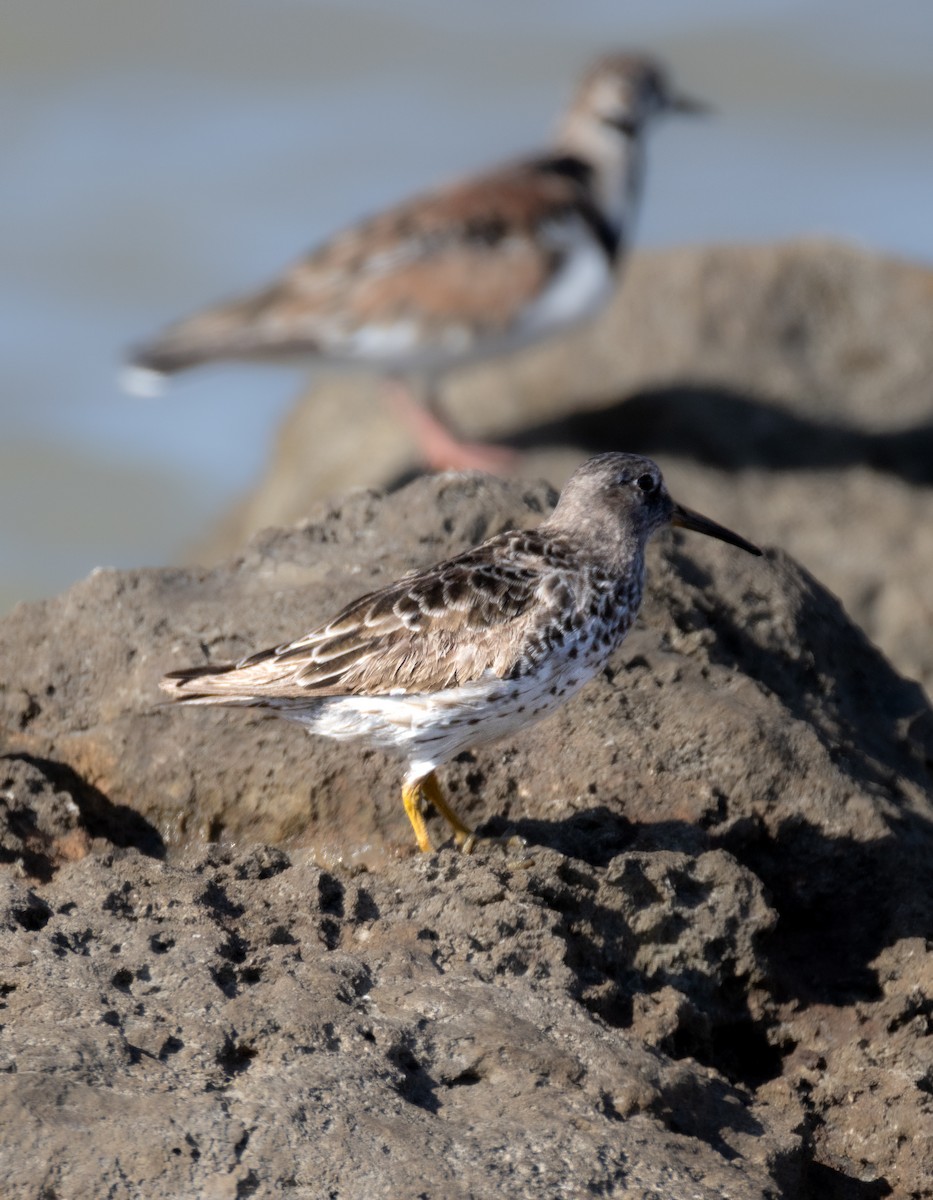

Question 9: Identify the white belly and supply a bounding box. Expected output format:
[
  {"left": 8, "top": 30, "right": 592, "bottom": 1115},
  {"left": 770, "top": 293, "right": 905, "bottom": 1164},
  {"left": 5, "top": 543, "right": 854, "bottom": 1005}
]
[{"left": 297, "top": 625, "right": 610, "bottom": 782}]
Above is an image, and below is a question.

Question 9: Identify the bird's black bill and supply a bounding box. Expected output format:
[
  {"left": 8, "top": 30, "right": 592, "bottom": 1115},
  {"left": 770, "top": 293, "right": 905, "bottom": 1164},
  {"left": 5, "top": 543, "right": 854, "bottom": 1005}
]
[
  {"left": 670, "top": 504, "right": 762, "bottom": 556},
  {"left": 667, "top": 92, "right": 711, "bottom": 116}
]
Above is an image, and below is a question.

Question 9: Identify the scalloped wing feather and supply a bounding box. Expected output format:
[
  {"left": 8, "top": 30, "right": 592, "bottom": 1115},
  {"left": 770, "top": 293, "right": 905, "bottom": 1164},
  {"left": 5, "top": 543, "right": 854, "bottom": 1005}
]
[{"left": 161, "top": 531, "right": 578, "bottom": 701}]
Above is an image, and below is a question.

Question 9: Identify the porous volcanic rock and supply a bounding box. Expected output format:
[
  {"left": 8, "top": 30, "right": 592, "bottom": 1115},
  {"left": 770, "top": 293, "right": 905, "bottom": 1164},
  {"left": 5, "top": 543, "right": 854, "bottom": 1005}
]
[
  {"left": 2, "top": 844, "right": 799, "bottom": 1199},
  {"left": 1, "top": 472, "right": 932, "bottom": 1197},
  {"left": 199, "top": 239, "right": 933, "bottom": 695}
]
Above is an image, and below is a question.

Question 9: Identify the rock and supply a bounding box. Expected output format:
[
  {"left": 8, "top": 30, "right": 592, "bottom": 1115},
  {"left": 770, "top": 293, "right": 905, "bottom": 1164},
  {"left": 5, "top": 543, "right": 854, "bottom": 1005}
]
[
  {"left": 0, "top": 846, "right": 800, "bottom": 1199},
  {"left": 0, "top": 757, "right": 90, "bottom": 880},
  {"left": 198, "top": 240, "right": 933, "bottom": 695},
  {"left": 1, "top": 471, "right": 931, "bottom": 1196}
]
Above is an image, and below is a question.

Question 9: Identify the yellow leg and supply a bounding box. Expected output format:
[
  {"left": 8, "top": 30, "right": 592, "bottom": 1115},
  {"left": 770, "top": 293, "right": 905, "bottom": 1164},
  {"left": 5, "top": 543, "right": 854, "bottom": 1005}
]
[
  {"left": 402, "top": 772, "right": 476, "bottom": 853},
  {"left": 421, "top": 772, "right": 476, "bottom": 851},
  {"left": 403, "top": 772, "right": 531, "bottom": 862},
  {"left": 402, "top": 780, "right": 434, "bottom": 853},
  {"left": 432, "top": 776, "right": 533, "bottom": 862}
]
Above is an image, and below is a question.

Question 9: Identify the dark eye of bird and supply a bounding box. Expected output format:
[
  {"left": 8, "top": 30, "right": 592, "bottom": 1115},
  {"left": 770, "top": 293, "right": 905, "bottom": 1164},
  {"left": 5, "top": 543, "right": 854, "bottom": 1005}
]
[
  {"left": 602, "top": 114, "right": 638, "bottom": 138},
  {"left": 636, "top": 473, "right": 657, "bottom": 494}
]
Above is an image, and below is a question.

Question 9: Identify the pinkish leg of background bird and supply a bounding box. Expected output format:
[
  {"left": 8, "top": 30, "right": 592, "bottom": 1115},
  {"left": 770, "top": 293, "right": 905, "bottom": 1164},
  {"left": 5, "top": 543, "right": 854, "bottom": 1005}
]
[{"left": 383, "top": 377, "right": 517, "bottom": 473}]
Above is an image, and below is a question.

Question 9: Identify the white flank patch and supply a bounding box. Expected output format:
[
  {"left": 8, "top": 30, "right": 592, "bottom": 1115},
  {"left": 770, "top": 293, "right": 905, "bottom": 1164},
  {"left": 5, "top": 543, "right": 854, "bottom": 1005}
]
[
  {"left": 343, "top": 319, "right": 423, "bottom": 361},
  {"left": 519, "top": 221, "right": 614, "bottom": 336},
  {"left": 120, "top": 364, "right": 168, "bottom": 399}
]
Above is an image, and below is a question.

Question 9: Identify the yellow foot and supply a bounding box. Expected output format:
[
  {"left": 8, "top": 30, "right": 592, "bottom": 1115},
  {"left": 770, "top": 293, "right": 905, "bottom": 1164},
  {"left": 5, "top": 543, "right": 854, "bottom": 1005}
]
[
  {"left": 460, "top": 832, "right": 534, "bottom": 868},
  {"left": 420, "top": 772, "right": 475, "bottom": 846},
  {"left": 402, "top": 773, "right": 533, "bottom": 864},
  {"left": 402, "top": 772, "right": 474, "bottom": 853}
]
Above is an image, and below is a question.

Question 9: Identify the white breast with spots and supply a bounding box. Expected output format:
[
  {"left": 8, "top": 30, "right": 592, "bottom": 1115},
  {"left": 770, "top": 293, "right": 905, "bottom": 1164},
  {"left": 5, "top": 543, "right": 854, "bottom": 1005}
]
[{"left": 303, "top": 619, "right": 617, "bottom": 783}]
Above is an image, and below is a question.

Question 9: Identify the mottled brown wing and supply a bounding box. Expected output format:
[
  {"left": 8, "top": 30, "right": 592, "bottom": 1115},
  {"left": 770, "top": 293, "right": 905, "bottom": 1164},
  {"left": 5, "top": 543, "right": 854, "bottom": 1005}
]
[
  {"left": 131, "top": 162, "right": 596, "bottom": 374},
  {"left": 279, "top": 165, "right": 595, "bottom": 338},
  {"left": 165, "top": 531, "right": 575, "bottom": 700}
]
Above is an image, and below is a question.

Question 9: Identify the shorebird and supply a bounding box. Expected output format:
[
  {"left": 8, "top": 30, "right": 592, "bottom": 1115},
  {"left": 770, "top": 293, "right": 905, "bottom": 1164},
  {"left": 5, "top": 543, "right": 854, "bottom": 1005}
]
[
  {"left": 126, "top": 54, "right": 705, "bottom": 471},
  {"left": 161, "top": 454, "right": 760, "bottom": 852}
]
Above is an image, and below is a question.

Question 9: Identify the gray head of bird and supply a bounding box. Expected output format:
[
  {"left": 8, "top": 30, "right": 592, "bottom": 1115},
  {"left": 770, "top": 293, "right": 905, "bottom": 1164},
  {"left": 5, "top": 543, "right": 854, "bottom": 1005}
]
[{"left": 543, "top": 452, "right": 761, "bottom": 565}]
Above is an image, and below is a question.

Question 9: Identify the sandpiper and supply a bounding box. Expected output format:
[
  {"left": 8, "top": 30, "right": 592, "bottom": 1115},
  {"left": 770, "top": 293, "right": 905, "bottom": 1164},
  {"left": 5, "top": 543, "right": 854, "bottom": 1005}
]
[
  {"left": 161, "top": 453, "right": 760, "bottom": 852},
  {"left": 126, "top": 54, "right": 705, "bottom": 470}
]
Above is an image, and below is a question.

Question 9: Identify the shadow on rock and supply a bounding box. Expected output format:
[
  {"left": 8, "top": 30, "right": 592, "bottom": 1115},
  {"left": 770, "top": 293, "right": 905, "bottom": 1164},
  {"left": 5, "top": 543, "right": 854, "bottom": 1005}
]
[
  {"left": 804, "top": 1162, "right": 893, "bottom": 1200},
  {"left": 660, "top": 547, "right": 933, "bottom": 1006},
  {"left": 2, "top": 753, "right": 165, "bottom": 878},
  {"left": 508, "top": 383, "right": 933, "bottom": 484},
  {"left": 650, "top": 1070, "right": 767, "bottom": 1161},
  {"left": 715, "top": 817, "right": 933, "bottom": 1008},
  {"left": 482, "top": 804, "right": 640, "bottom": 867},
  {"left": 665, "top": 545, "right": 933, "bottom": 798}
]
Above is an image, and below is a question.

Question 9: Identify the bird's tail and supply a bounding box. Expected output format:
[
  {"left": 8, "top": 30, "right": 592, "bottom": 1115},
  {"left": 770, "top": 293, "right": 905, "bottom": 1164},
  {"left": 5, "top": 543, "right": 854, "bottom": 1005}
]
[
  {"left": 122, "top": 281, "right": 310, "bottom": 397},
  {"left": 160, "top": 663, "right": 261, "bottom": 707},
  {"left": 159, "top": 662, "right": 325, "bottom": 722}
]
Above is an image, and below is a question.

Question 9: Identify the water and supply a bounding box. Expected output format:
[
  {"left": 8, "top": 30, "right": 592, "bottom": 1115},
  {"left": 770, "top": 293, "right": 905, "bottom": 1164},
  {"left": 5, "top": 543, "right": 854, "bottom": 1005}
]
[{"left": 2, "top": 0, "right": 932, "bottom": 612}]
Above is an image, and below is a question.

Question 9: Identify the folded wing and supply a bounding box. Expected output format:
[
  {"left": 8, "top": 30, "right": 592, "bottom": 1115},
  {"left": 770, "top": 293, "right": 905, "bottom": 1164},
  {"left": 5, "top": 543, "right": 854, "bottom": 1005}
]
[{"left": 161, "top": 531, "right": 576, "bottom": 702}]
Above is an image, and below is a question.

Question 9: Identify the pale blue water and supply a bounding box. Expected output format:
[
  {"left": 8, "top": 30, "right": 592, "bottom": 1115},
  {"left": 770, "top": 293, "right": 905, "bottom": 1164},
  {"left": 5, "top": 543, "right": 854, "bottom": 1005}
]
[{"left": 2, "top": 0, "right": 932, "bottom": 611}]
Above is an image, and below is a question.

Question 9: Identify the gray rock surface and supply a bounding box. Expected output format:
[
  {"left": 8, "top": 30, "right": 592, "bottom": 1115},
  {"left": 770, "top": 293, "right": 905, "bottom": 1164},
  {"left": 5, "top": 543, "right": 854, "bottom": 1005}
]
[
  {"left": 2, "top": 841, "right": 797, "bottom": 1199},
  {"left": 199, "top": 240, "right": 933, "bottom": 696},
  {"left": 1, "top": 472, "right": 932, "bottom": 1197}
]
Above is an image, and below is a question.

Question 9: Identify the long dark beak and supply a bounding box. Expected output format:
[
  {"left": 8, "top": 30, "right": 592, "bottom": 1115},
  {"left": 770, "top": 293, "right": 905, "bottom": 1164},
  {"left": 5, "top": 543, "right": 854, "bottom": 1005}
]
[
  {"left": 670, "top": 503, "right": 761, "bottom": 556},
  {"left": 667, "top": 92, "right": 712, "bottom": 116}
]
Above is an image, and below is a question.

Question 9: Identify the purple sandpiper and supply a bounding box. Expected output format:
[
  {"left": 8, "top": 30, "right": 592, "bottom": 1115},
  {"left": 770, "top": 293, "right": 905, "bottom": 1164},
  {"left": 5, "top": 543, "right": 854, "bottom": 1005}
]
[{"left": 161, "top": 453, "right": 760, "bottom": 852}]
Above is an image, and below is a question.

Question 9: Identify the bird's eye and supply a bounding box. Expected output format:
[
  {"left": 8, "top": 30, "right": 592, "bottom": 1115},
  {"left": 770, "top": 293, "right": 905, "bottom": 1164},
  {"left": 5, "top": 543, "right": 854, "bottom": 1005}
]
[
  {"left": 602, "top": 113, "right": 638, "bottom": 137},
  {"left": 636, "top": 473, "right": 657, "bottom": 494}
]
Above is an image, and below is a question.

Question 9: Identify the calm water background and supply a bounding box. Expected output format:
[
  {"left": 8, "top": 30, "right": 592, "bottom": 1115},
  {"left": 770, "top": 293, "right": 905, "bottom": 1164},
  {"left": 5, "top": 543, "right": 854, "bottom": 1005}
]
[{"left": 2, "top": 0, "right": 932, "bottom": 613}]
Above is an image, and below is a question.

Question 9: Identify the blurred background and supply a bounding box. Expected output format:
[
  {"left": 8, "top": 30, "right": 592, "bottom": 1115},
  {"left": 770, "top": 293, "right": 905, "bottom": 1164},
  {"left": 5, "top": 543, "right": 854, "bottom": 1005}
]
[{"left": 3, "top": 0, "right": 933, "bottom": 614}]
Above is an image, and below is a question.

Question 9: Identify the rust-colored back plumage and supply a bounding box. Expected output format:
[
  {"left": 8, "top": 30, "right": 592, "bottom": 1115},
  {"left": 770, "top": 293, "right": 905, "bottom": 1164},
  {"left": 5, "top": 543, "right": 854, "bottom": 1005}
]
[{"left": 131, "top": 162, "right": 616, "bottom": 376}]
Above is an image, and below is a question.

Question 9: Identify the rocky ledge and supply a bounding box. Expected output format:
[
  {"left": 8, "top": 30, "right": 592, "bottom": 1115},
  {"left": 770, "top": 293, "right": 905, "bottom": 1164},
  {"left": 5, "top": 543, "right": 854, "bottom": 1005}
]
[{"left": 1, "top": 472, "right": 931, "bottom": 1198}]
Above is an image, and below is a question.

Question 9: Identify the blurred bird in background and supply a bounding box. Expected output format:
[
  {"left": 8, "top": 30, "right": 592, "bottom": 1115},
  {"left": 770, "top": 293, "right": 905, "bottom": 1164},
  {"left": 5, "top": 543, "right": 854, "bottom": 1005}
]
[{"left": 125, "top": 52, "right": 705, "bottom": 471}]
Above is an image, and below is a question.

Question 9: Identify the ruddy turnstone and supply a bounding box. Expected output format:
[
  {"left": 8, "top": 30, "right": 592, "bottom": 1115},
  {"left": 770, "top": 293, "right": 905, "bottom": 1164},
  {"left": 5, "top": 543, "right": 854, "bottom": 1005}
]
[
  {"left": 126, "top": 53, "right": 705, "bottom": 470},
  {"left": 161, "top": 453, "right": 760, "bottom": 852}
]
